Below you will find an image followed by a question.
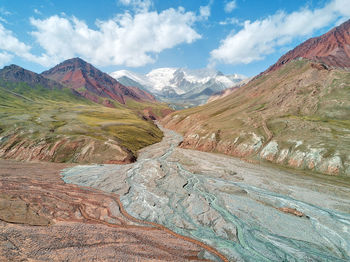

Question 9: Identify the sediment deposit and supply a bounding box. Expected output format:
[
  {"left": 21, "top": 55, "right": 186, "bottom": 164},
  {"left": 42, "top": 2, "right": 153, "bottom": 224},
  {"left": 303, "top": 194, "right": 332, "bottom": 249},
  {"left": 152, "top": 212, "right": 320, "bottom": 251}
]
[
  {"left": 0, "top": 160, "right": 212, "bottom": 261},
  {"left": 62, "top": 125, "right": 350, "bottom": 262}
]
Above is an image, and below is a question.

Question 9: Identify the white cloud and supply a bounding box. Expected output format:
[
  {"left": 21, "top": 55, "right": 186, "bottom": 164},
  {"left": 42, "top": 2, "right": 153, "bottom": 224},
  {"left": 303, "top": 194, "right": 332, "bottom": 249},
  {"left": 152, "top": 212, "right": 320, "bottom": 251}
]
[
  {"left": 34, "top": 9, "right": 41, "bottom": 15},
  {"left": 219, "top": 17, "right": 240, "bottom": 26},
  {"left": 224, "top": 1, "right": 236, "bottom": 13},
  {"left": 0, "top": 23, "right": 49, "bottom": 66},
  {"left": 211, "top": 0, "right": 350, "bottom": 65},
  {"left": 119, "top": 0, "right": 152, "bottom": 12},
  {"left": 199, "top": 5, "right": 211, "bottom": 20},
  {"left": 0, "top": 52, "right": 13, "bottom": 67},
  {"left": 29, "top": 7, "right": 201, "bottom": 67},
  {"left": 0, "top": 4, "right": 203, "bottom": 68},
  {"left": 0, "top": 23, "right": 31, "bottom": 56}
]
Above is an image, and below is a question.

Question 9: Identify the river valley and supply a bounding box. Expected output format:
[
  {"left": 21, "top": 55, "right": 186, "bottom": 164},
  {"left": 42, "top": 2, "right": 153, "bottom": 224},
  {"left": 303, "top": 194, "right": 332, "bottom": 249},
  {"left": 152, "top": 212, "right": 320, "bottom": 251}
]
[{"left": 61, "top": 125, "right": 350, "bottom": 262}]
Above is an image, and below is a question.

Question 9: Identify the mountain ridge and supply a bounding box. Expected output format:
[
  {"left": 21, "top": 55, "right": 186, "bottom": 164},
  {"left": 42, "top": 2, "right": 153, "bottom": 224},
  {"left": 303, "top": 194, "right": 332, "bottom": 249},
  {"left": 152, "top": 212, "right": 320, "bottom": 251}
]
[
  {"left": 42, "top": 57, "right": 156, "bottom": 107},
  {"left": 161, "top": 20, "right": 350, "bottom": 176},
  {"left": 265, "top": 19, "right": 350, "bottom": 74},
  {"left": 0, "top": 64, "right": 65, "bottom": 90}
]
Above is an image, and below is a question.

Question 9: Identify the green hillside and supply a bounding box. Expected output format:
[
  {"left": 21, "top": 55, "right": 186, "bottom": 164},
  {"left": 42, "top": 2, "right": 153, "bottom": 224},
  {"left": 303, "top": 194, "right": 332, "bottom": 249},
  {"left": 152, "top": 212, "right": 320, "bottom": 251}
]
[{"left": 0, "top": 81, "right": 165, "bottom": 163}]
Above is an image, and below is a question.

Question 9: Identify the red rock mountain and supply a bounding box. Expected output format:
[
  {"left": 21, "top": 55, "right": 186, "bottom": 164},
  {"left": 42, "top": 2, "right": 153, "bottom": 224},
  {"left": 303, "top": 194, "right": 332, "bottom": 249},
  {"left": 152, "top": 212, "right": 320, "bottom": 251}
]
[
  {"left": 266, "top": 19, "right": 350, "bottom": 73},
  {"left": 42, "top": 58, "right": 155, "bottom": 107}
]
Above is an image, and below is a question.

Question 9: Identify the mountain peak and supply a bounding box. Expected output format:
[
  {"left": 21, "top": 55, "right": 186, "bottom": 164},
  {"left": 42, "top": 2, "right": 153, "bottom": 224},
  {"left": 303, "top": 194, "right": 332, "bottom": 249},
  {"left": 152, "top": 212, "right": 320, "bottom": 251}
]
[
  {"left": 2, "top": 64, "right": 24, "bottom": 71},
  {"left": 0, "top": 64, "right": 64, "bottom": 90},
  {"left": 42, "top": 57, "right": 96, "bottom": 76},
  {"left": 61, "top": 57, "right": 87, "bottom": 64},
  {"left": 60, "top": 57, "right": 90, "bottom": 68},
  {"left": 0, "top": 64, "right": 37, "bottom": 82},
  {"left": 42, "top": 58, "right": 155, "bottom": 105},
  {"left": 265, "top": 19, "right": 350, "bottom": 74}
]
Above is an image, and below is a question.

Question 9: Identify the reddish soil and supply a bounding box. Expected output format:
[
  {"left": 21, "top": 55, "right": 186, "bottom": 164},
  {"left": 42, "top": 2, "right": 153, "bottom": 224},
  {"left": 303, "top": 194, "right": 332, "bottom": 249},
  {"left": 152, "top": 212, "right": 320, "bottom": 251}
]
[{"left": 0, "top": 160, "right": 227, "bottom": 261}]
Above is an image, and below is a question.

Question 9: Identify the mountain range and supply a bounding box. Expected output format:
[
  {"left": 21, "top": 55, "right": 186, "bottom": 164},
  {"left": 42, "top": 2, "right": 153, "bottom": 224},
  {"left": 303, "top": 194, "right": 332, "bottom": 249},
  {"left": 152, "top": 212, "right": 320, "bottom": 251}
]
[
  {"left": 162, "top": 19, "right": 350, "bottom": 177},
  {"left": 0, "top": 58, "right": 170, "bottom": 164},
  {"left": 111, "top": 68, "right": 247, "bottom": 108},
  {"left": 1, "top": 19, "right": 350, "bottom": 177}
]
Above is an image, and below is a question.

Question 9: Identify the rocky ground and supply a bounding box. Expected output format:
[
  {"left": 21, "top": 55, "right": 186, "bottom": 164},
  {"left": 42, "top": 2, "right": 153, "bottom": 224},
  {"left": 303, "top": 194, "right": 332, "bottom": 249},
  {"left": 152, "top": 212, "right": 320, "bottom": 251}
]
[
  {"left": 62, "top": 125, "right": 350, "bottom": 262},
  {"left": 0, "top": 160, "right": 214, "bottom": 261}
]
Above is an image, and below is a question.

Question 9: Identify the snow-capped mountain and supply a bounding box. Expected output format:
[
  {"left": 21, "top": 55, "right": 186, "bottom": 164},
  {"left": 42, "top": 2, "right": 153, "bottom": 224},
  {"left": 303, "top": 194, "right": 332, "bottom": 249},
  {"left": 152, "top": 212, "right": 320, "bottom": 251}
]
[
  {"left": 110, "top": 68, "right": 247, "bottom": 108},
  {"left": 110, "top": 70, "right": 153, "bottom": 89}
]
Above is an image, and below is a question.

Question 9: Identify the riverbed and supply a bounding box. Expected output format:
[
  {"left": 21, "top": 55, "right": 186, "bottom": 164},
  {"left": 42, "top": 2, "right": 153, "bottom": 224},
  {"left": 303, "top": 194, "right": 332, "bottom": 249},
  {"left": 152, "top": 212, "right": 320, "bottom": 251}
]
[{"left": 61, "top": 125, "right": 350, "bottom": 261}]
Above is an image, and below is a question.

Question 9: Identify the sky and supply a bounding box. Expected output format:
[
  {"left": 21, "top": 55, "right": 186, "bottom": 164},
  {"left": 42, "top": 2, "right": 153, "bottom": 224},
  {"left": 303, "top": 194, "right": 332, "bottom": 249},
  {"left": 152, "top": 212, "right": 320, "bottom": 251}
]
[{"left": 0, "top": 0, "right": 349, "bottom": 77}]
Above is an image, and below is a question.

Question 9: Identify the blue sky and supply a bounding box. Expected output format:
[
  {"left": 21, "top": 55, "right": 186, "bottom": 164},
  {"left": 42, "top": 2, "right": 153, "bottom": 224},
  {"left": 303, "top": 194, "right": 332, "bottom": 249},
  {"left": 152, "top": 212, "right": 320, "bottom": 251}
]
[{"left": 0, "top": 0, "right": 349, "bottom": 77}]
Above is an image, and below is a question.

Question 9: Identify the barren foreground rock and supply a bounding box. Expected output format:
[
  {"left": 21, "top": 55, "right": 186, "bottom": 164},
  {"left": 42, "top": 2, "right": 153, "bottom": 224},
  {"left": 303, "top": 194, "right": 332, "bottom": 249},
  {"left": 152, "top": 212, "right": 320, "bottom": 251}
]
[{"left": 0, "top": 160, "right": 214, "bottom": 261}]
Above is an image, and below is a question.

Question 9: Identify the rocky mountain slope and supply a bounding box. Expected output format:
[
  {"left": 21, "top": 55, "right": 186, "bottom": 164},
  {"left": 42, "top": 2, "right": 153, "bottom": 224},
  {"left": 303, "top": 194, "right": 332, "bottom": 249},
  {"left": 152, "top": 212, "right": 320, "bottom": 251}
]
[
  {"left": 0, "top": 64, "right": 64, "bottom": 90},
  {"left": 42, "top": 58, "right": 156, "bottom": 108},
  {"left": 111, "top": 68, "right": 246, "bottom": 108},
  {"left": 265, "top": 19, "right": 350, "bottom": 74},
  {"left": 162, "top": 20, "right": 350, "bottom": 177},
  {"left": 0, "top": 64, "right": 167, "bottom": 164}
]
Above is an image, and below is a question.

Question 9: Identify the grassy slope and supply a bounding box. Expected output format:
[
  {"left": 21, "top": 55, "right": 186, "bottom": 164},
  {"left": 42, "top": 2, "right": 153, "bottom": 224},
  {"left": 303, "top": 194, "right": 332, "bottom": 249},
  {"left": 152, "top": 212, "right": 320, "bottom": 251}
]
[
  {"left": 75, "top": 87, "right": 171, "bottom": 119},
  {"left": 162, "top": 59, "right": 350, "bottom": 175},
  {"left": 0, "top": 81, "right": 165, "bottom": 161}
]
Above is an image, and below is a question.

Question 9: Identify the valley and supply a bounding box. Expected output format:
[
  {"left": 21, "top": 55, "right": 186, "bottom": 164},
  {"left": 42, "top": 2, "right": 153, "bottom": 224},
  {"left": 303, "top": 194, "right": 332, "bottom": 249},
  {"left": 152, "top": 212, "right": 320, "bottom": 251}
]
[
  {"left": 0, "top": 60, "right": 170, "bottom": 164},
  {"left": 0, "top": 5, "right": 350, "bottom": 261},
  {"left": 61, "top": 124, "right": 350, "bottom": 262}
]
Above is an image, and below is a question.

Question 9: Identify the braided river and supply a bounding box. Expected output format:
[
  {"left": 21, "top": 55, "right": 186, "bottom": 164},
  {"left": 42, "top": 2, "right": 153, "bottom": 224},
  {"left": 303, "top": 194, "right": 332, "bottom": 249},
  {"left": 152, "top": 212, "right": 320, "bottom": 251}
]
[{"left": 62, "top": 125, "right": 350, "bottom": 261}]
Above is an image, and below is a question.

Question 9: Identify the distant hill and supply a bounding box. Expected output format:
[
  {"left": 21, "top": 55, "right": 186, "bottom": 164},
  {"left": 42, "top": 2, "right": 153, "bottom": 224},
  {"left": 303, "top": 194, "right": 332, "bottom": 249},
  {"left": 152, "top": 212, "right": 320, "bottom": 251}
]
[
  {"left": 161, "top": 19, "right": 350, "bottom": 176},
  {"left": 0, "top": 64, "right": 64, "bottom": 90}
]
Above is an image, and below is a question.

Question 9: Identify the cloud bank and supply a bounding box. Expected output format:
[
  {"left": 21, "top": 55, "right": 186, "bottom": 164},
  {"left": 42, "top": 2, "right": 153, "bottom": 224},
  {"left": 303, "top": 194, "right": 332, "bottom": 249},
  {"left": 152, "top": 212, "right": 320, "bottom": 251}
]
[
  {"left": 211, "top": 0, "right": 350, "bottom": 65},
  {"left": 30, "top": 8, "right": 200, "bottom": 67},
  {"left": 0, "top": 3, "right": 202, "bottom": 68}
]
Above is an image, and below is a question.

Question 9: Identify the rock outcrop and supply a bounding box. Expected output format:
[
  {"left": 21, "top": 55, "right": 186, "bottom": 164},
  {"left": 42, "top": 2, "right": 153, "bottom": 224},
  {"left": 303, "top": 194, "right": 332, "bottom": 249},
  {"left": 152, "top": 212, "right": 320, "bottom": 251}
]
[{"left": 0, "top": 134, "right": 135, "bottom": 164}]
